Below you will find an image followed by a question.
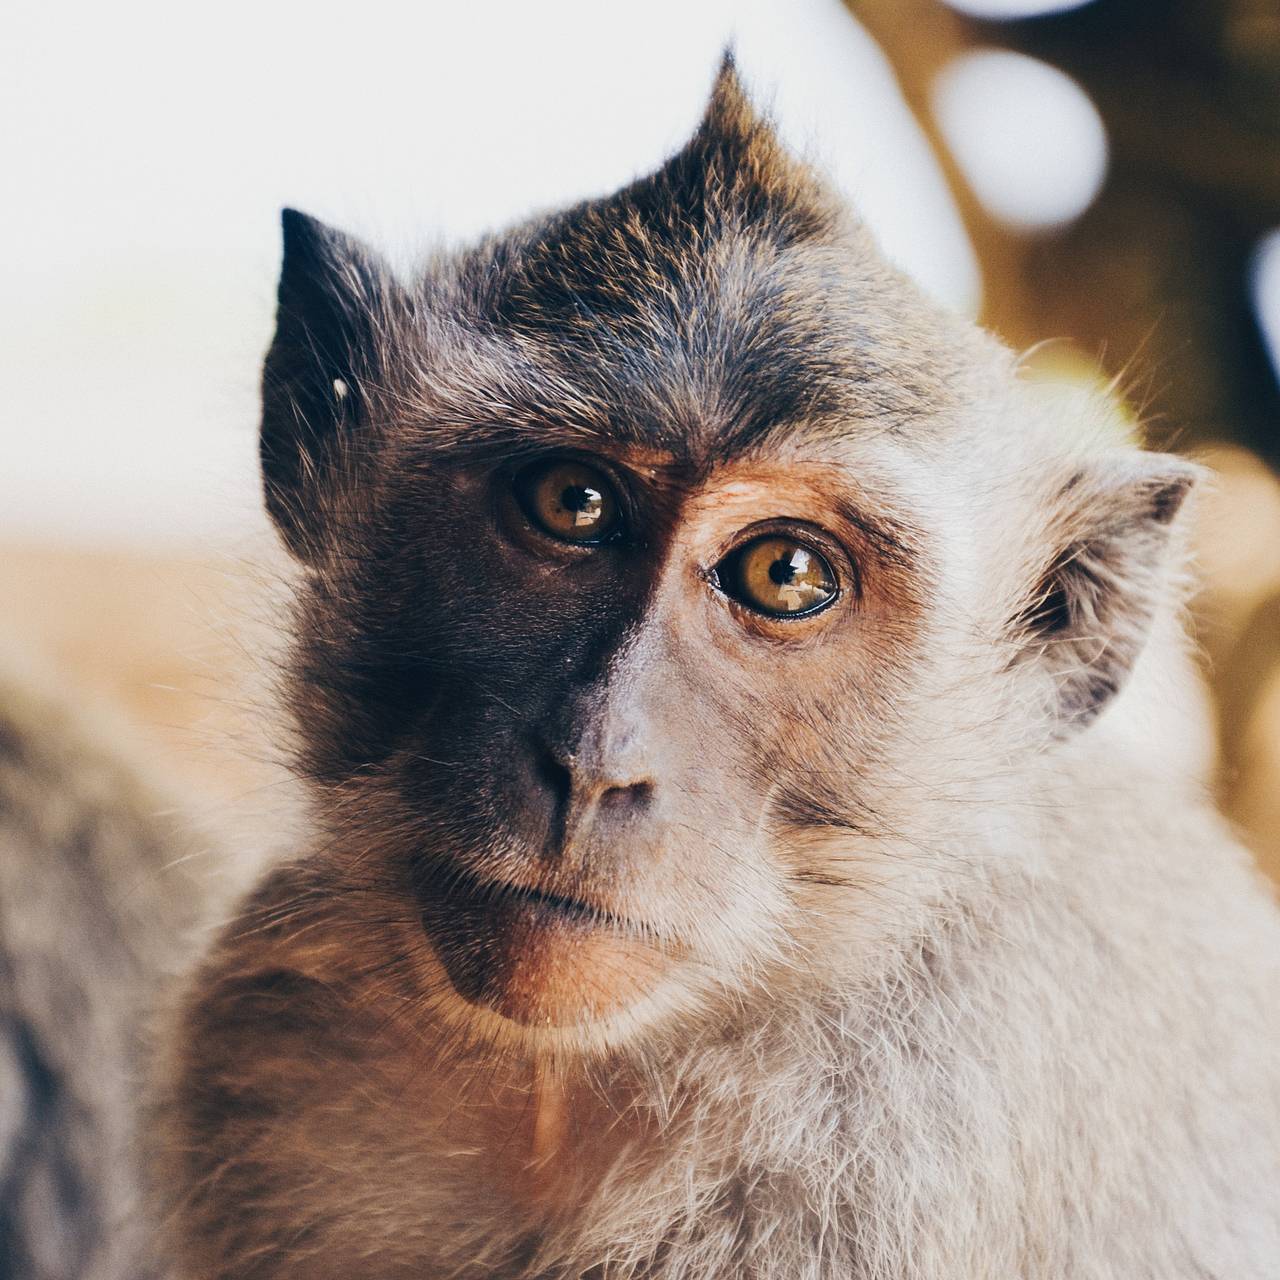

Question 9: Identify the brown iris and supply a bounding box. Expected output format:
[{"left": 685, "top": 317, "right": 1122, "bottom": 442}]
[
  {"left": 720, "top": 535, "right": 838, "bottom": 617},
  {"left": 516, "top": 460, "right": 621, "bottom": 544}
]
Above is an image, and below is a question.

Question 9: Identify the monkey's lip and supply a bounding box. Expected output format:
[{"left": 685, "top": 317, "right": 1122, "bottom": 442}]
[{"left": 413, "top": 864, "right": 675, "bottom": 1027}]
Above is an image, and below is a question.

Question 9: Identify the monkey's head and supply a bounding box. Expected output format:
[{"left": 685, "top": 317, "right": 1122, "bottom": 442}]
[{"left": 261, "top": 62, "right": 1198, "bottom": 1054}]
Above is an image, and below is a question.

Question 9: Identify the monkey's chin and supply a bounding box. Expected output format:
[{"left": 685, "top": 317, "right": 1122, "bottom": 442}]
[{"left": 417, "top": 872, "right": 674, "bottom": 1029}]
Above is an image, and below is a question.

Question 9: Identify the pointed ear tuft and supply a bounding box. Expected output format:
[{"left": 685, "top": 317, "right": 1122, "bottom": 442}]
[
  {"left": 261, "top": 209, "right": 402, "bottom": 561},
  {"left": 1012, "top": 453, "right": 1202, "bottom": 730},
  {"left": 701, "top": 49, "right": 759, "bottom": 149},
  {"left": 660, "top": 49, "right": 835, "bottom": 241}
]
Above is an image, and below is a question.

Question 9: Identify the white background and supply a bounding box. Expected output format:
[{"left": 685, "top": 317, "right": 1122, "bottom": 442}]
[{"left": 0, "top": 0, "right": 978, "bottom": 549}]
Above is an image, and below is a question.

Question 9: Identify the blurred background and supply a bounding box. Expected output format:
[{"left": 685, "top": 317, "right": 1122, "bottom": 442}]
[{"left": 1, "top": 0, "right": 1277, "bottom": 875}]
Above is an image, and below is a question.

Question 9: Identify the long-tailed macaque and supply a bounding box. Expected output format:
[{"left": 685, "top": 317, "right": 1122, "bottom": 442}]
[{"left": 158, "top": 62, "right": 1280, "bottom": 1279}]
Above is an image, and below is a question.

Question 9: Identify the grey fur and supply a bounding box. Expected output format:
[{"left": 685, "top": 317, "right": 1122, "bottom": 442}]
[{"left": 0, "top": 660, "right": 208, "bottom": 1279}]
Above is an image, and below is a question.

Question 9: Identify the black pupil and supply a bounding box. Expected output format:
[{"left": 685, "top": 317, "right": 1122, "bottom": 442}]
[
  {"left": 562, "top": 485, "right": 598, "bottom": 516},
  {"left": 768, "top": 555, "right": 798, "bottom": 586}
]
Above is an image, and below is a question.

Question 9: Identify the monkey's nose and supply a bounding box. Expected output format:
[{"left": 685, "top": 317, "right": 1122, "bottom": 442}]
[{"left": 534, "top": 737, "right": 655, "bottom": 847}]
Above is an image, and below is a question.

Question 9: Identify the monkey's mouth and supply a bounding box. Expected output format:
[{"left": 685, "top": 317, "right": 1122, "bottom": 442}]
[
  {"left": 413, "top": 863, "right": 675, "bottom": 1027},
  {"left": 469, "top": 876, "right": 627, "bottom": 931}
]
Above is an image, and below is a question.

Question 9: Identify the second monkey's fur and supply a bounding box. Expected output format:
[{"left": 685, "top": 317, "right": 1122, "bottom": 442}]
[{"left": 158, "top": 64, "right": 1280, "bottom": 1278}]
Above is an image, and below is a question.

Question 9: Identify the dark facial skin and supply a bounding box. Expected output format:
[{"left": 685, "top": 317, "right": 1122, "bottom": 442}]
[
  {"left": 265, "top": 67, "right": 951, "bottom": 1034},
  {"left": 301, "top": 441, "right": 913, "bottom": 1028}
]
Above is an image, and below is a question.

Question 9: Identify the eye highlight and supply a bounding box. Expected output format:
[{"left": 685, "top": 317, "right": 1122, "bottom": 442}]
[
  {"left": 718, "top": 535, "right": 839, "bottom": 618},
  {"left": 515, "top": 459, "right": 621, "bottom": 545}
]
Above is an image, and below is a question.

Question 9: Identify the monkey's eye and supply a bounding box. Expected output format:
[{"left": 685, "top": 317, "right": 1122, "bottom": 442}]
[
  {"left": 718, "top": 536, "right": 838, "bottom": 617},
  {"left": 515, "top": 459, "right": 621, "bottom": 544}
]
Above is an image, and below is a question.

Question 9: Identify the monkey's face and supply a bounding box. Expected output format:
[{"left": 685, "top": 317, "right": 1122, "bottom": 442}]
[
  {"left": 322, "top": 443, "right": 932, "bottom": 1036},
  {"left": 265, "top": 69, "right": 1195, "bottom": 1051}
]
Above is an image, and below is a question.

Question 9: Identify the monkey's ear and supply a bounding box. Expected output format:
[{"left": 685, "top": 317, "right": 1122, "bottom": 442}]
[
  {"left": 662, "top": 50, "right": 836, "bottom": 240},
  {"left": 700, "top": 50, "right": 759, "bottom": 147},
  {"left": 1012, "top": 454, "right": 1202, "bottom": 731},
  {"left": 261, "top": 209, "right": 402, "bottom": 561}
]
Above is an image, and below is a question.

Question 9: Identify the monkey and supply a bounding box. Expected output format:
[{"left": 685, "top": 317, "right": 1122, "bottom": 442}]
[
  {"left": 0, "top": 652, "right": 209, "bottom": 1280},
  {"left": 156, "top": 60, "right": 1280, "bottom": 1279}
]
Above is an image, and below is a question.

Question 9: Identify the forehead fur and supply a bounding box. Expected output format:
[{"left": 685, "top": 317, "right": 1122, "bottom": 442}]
[{"left": 409, "top": 59, "right": 968, "bottom": 467}]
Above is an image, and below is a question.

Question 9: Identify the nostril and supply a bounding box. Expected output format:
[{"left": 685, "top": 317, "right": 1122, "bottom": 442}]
[
  {"left": 598, "top": 779, "right": 654, "bottom": 813},
  {"left": 534, "top": 746, "right": 573, "bottom": 807}
]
